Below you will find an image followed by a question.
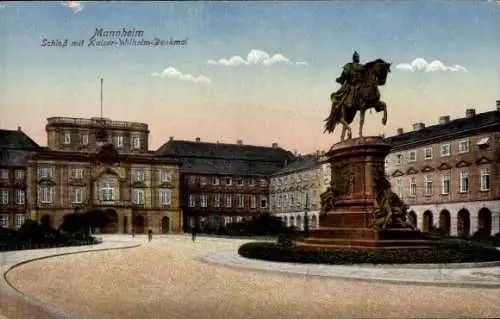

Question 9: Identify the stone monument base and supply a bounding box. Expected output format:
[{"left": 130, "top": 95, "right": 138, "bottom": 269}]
[{"left": 301, "top": 136, "right": 433, "bottom": 252}]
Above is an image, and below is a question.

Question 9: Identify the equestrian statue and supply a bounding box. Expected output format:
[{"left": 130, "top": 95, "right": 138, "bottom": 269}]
[{"left": 324, "top": 51, "right": 392, "bottom": 140}]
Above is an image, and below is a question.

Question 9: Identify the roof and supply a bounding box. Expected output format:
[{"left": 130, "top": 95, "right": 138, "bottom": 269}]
[
  {"left": 272, "top": 154, "right": 318, "bottom": 176},
  {"left": 385, "top": 110, "right": 500, "bottom": 150},
  {"left": 0, "top": 129, "right": 41, "bottom": 150},
  {"left": 179, "top": 158, "right": 284, "bottom": 176},
  {"left": 156, "top": 140, "right": 296, "bottom": 162},
  {"left": 0, "top": 149, "right": 38, "bottom": 166},
  {"left": 0, "top": 129, "right": 41, "bottom": 166},
  {"left": 156, "top": 140, "right": 296, "bottom": 176}
]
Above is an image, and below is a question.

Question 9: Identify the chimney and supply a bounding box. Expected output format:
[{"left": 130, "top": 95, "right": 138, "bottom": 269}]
[
  {"left": 396, "top": 128, "right": 404, "bottom": 135},
  {"left": 465, "top": 108, "right": 475, "bottom": 118},
  {"left": 169, "top": 136, "right": 174, "bottom": 141},
  {"left": 272, "top": 143, "right": 278, "bottom": 148},
  {"left": 195, "top": 137, "right": 201, "bottom": 142},
  {"left": 496, "top": 100, "right": 500, "bottom": 111},
  {"left": 316, "top": 150, "right": 320, "bottom": 160},
  {"left": 17, "top": 126, "right": 21, "bottom": 131},
  {"left": 412, "top": 122, "right": 425, "bottom": 131},
  {"left": 236, "top": 140, "right": 243, "bottom": 145},
  {"left": 439, "top": 116, "right": 450, "bottom": 125}
]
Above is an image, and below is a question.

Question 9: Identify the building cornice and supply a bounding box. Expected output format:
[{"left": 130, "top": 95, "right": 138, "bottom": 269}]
[{"left": 28, "top": 150, "right": 181, "bottom": 166}]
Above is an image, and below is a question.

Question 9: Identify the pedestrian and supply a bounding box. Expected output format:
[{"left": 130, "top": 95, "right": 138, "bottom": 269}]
[
  {"left": 148, "top": 229, "right": 153, "bottom": 242},
  {"left": 191, "top": 226, "right": 197, "bottom": 242}
]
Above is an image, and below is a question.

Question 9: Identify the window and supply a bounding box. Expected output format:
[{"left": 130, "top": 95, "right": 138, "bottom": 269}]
[
  {"left": 260, "top": 178, "right": 267, "bottom": 186},
  {"left": 459, "top": 168, "right": 469, "bottom": 193},
  {"left": 37, "top": 167, "right": 53, "bottom": 179},
  {"left": 477, "top": 136, "right": 490, "bottom": 148},
  {"left": 100, "top": 181, "right": 115, "bottom": 201},
  {"left": 395, "top": 178, "right": 403, "bottom": 198},
  {"left": 311, "top": 190, "right": 317, "bottom": 206},
  {"left": 236, "top": 194, "right": 244, "bottom": 208},
  {"left": 132, "top": 169, "right": 145, "bottom": 183},
  {"left": 63, "top": 132, "right": 71, "bottom": 144},
  {"left": 15, "top": 214, "right": 25, "bottom": 228},
  {"left": 199, "top": 176, "right": 208, "bottom": 185},
  {"left": 424, "top": 175, "right": 433, "bottom": 196},
  {"left": 70, "top": 187, "right": 83, "bottom": 203},
  {"left": 423, "top": 147, "right": 433, "bottom": 160},
  {"left": 248, "top": 178, "right": 255, "bottom": 186},
  {"left": 132, "top": 189, "right": 144, "bottom": 204},
  {"left": 250, "top": 195, "right": 256, "bottom": 209},
  {"left": 0, "top": 169, "right": 8, "bottom": 179},
  {"left": 0, "top": 215, "right": 7, "bottom": 227},
  {"left": 15, "top": 189, "right": 25, "bottom": 204},
  {"left": 225, "top": 177, "right": 232, "bottom": 186},
  {"left": 480, "top": 167, "right": 491, "bottom": 191},
  {"left": 237, "top": 177, "right": 244, "bottom": 186},
  {"left": 159, "top": 169, "right": 171, "bottom": 183},
  {"left": 0, "top": 189, "right": 8, "bottom": 204},
  {"left": 440, "top": 143, "right": 451, "bottom": 157},
  {"left": 159, "top": 189, "right": 171, "bottom": 205},
  {"left": 80, "top": 133, "right": 89, "bottom": 145},
  {"left": 15, "top": 170, "right": 24, "bottom": 180},
  {"left": 200, "top": 194, "right": 208, "bottom": 207},
  {"left": 407, "top": 151, "right": 417, "bottom": 162},
  {"left": 458, "top": 139, "right": 469, "bottom": 153},
  {"left": 132, "top": 136, "right": 141, "bottom": 149},
  {"left": 39, "top": 186, "right": 53, "bottom": 203},
  {"left": 260, "top": 195, "right": 268, "bottom": 208},
  {"left": 71, "top": 168, "right": 83, "bottom": 179},
  {"left": 213, "top": 193, "right": 220, "bottom": 207},
  {"left": 441, "top": 172, "right": 450, "bottom": 195},
  {"left": 224, "top": 194, "right": 232, "bottom": 208},
  {"left": 189, "top": 195, "right": 196, "bottom": 207},
  {"left": 115, "top": 135, "right": 124, "bottom": 149},
  {"left": 212, "top": 176, "right": 220, "bottom": 185},
  {"left": 276, "top": 194, "right": 282, "bottom": 208},
  {"left": 395, "top": 153, "right": 403, "bottom": 165},
  {"left": 189, "top": 176, "right": 197, "bottom": 184},
  {"left": 409, "top": 176, "right": 417, "bottom": 197}
]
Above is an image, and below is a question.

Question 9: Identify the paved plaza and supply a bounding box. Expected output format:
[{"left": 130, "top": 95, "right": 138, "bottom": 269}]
[{"left": 1, "top": 235, "right": 500, "bottom": 319}]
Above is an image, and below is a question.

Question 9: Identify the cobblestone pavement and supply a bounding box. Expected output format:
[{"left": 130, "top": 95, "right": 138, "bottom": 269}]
[{"left": 3, "top": 235, "right": 500, "bottom": 319}]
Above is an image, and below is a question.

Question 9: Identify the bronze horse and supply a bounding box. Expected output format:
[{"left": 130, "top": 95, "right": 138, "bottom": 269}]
[{"left": 324, "top": 59, "right": 392, "bottom": 140}]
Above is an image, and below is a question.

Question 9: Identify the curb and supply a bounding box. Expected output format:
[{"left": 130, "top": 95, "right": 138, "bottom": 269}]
[
  {"left": 2, "top": 242, "right": 141, "bottom": 319},
  {"left": 197, "top": 252, "right": 500, "bottom": 289}
]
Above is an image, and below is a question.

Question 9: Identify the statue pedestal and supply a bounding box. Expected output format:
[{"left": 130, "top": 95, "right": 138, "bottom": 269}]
[{"left": 302, "top": 136, "right": 431, "bottom": 251}]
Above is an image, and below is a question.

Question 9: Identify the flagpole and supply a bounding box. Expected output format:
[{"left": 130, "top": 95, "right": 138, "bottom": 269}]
[{"left": 100, "top": 78, "right": 103, "bottom": 118}]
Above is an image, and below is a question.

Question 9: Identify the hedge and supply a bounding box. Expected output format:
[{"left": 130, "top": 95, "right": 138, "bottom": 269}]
[{"left": 238, "top": 238, "right": 500, "bottom": 265}]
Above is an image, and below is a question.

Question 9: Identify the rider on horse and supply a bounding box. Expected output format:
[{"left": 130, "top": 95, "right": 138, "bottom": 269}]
[{"left": 334, "top": 51, "right": 365, "bottom": 111}]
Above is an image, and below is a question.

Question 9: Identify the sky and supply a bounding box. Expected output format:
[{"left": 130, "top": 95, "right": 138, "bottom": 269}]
[{"left": 1, "top": 1, "right": 499, "bottom": 154}]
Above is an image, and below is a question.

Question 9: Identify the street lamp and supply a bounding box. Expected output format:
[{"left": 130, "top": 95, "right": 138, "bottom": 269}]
[{"left": 304, "top": 192, "right": 310, "bottom": 237}]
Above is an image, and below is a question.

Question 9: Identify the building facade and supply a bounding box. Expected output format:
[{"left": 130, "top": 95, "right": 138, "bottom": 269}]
[
  {"left": 269, "top": 152, "right": 331, "bottom": 230},
  {"left": 155, "top": 138, "right": 295, "bottom": 232},
  {"left": 385, "top": 103, "right": 500, "bottom": 237},
  {"left": 26, "top": 117, "right": 182, "bottom": 234},
  {"left": 0, "top": 128, "right": 42, "bottom": 229}
]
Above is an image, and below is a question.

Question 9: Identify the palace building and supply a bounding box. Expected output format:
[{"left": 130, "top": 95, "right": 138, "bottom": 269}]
[
  {"left": 0, "top": 128, "right": 42, "bottom": 229},
  {"left": 155, "top": 138, "right": 295, "bottom": 232},
  {"left": 385, "top": 101, "right": 500, "bottom": 237},
  {"left": 25, "top": 117, "right": 182, "bottom": 234},
  {"left": 269, "top": 152, "right": 331, "bottom": 230}
]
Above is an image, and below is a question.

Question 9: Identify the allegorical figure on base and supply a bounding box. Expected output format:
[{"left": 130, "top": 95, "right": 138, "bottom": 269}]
[{"left": 324, "top": 51, "right": 392, "bottom": 141}]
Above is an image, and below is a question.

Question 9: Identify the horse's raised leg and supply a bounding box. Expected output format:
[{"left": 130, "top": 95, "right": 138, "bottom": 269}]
[{"left": 359, "top": 108, "right": 366, "bottom": 137}]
